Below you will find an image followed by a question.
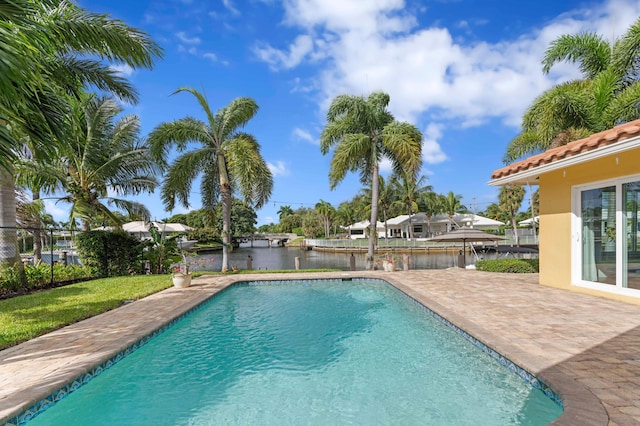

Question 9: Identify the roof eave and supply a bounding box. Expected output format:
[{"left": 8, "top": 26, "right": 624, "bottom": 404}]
[{"left": 488, "top": 134, "right": 640, "bottom": 187}]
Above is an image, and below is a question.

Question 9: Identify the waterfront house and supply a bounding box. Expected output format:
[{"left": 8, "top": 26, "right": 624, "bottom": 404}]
[
  {"left": 490, "top": 119, "right": 640, "bottom": 304},
  {"left": 385, "top": 213, "right": 504, "bottom": 239},
  {"left": 345, "top": 220, "right": 386, "bottom": 239}
]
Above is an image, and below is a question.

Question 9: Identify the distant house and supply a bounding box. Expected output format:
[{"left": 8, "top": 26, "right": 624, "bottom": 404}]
[
  {"left": 122, "top": 221, "right": 193, "bottom": 240},
  {"left": 490, "top": 119, "right": 640, "bottom": 304},
  {"left": 385, "top": 213, "right": 504, "bottom": 239},
  {"left": 518, "top": 216, "right": 539, "bottom": 227},
  {"left": 345, "top": 220, "right": 386, "bottom": 239}
]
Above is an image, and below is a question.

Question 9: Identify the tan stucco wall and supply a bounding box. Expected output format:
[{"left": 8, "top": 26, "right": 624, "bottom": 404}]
[{"left": 538, "top": 149, "right": 640, "bottom": 305}]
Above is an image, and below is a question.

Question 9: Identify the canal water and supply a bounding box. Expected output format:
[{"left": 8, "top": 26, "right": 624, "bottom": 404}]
[{"left": 190, "top": 240, "right": 530, "bottom": 272}]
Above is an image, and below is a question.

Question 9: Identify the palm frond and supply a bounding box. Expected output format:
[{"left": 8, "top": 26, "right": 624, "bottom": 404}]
[
  {"left": 161, "top": 149, "right": 211, "bottom": 210},
  {"left": 147, "top": 117, "right": 210, "bottom": 164},
  {"left": 542, "top": 32, "right": 611, "bottom": 78},
  {"left": 226, "top": 133, "right": 273, "bottom": 208}
]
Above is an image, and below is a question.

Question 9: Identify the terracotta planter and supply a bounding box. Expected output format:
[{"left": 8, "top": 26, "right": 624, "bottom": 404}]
[{"left": 172, "top": 273, "right": 192, "bottom": 288}]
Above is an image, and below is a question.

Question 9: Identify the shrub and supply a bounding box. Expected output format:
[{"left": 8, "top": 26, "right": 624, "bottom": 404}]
[
  {"left": 187, "top": 228, "right": 220, "bottom": 244},
  {"left": 475, "top": 258, "right": 539, "bottom": 273},
  {"left": 0, "top": 263, "right": 94, "bottom": 297},
  {"left": 76, "top": 230, "right": 143, "bottom": 277},
  {"left": 0, "top": 264, "right": 25, "bottom": 293}
]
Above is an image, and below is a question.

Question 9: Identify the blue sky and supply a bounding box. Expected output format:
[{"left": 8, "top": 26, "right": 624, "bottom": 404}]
[{"left": 56, "top": 0, "right": 640, "bottom": 226}]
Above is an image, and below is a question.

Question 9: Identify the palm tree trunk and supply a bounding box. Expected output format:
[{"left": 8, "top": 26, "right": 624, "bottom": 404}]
[
  {"left": 511, "top": 213, "right": 520, "bottom": 246},
  {"left": 367, "top": 164, "right": 380, "bottom": 270},
  {"left": 407, "top": 203, "right": 414, "bottom": 240},
  {"left": 219, "top": 153, "right": 231, "bottom": 272},
  {"left": 32, "top": 191, "right": 42, "bottom": 263},
  {"left": 0, "top": 168, "right": 22, "bottom": 269},
  {"left": 383, "top": 209, "right": 388, "bottom": 242}
]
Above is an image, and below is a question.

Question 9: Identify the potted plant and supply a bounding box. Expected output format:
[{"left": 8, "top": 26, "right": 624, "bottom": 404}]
[
  {"left": 172, "top": 251, "right": 193, "bottom": 288},
  {"left": 172, "top": 253, "right": 214, "bottom": 288}
]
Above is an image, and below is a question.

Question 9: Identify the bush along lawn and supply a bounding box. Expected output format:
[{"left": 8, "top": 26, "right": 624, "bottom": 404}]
[
  {"left": 0, "top": 263, "right": 94, "bottom": 298},
  {"left": 0, "top": 275, "right": 172, "bottom": 350},
  {"left": 475, "top": 258, "right": 539, "bottom": 273}
]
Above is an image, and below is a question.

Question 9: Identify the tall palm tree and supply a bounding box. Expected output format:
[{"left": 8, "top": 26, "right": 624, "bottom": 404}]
[
  {"left": 149, "top": 89, "right": 273, "bottom": 271},
  {"left": 359, "top": 175, "right": 397, "bottom": 240},
  {"left": 499, "top": 184, "right": 526, "bottom": 246},
  {"left": 504, "top": 17, "right": 640, "bottom": 163},
  {"left": 57, "top": 95, "right": 158, "bottom": 231},
  {"left": 277, "top": 205, "right": 294, "bottom": 221},
  {"left": 315, "top": 199, "right": 335, "bottom": 238},
  {"left": 417, "top": 191, "right": 441, "bottom": 237},
  {"left": 0, "top": 1, "right": 162, "bottom": 267},
  {"left": 391, "top": 174, "right": 432, "bottom": 239},
  {"left": 440, "top": 192, "right": 466, "bottom": 230},
  {"left": 320, "top": 92, "right": 422, "bottom": 269},
  {"left": 335, "top": 201, "right": 357, "bottom": 238}
]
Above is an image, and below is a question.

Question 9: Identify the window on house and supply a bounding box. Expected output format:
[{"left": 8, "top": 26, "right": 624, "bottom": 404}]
[{"left": 576, "top": 177, "right": 640, "bottom": 291}]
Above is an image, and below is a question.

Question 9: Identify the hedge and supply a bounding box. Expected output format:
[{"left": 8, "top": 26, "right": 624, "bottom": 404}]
[
  {"left": 475, "top": 258, "right": 539, "bottom": 273},
  {"left": 76, "top": 230, "right": 143, "bottom": 277}
]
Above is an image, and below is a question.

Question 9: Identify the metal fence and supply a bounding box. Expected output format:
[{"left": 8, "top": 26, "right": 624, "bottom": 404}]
[
  {"left": 306, "top": 234, "right": 539, "bottom": 249},
  {"left": 0, "top": 225, "right": 81, "bottom": 265}
]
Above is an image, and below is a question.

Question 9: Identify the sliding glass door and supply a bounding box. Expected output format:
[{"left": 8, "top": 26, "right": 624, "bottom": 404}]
[
  {"left": 580, "top": 186, "right": 616, "bottom": 285},
  {"left": 576, "top": 176, "right": 640, "bottom": 292},
  {"left": 623, "top": 181, "right": 640, "bottom": 289}
]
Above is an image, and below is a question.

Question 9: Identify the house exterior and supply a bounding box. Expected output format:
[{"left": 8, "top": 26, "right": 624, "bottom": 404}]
[
  {"left": 385, "top": 213, "right": 504, "bottom": 239},
  {"left": 345, "top": 220, "right": 386, "bottom": 239},
  {"left": 490, "top": 119, "right": 640, "bottom": 305},
  {"left": 122, "top": 221, "right": 193, "bottom": 240}
]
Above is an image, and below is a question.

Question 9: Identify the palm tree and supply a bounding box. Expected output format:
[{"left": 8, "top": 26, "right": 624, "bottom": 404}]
[
  {"left": 504, "top": 18, "right": 640, "bottom": 163},
  {"left": 149, "top": 89, "right": 273, "bottom": 271},
  {"left": 359, "top": 175, "right": 397, "bottom": 240},
  {"left": 440, "top": 192, "right": 466, "bottom": 230},
  {"left": 315, "top": 200, "right": 335, "bottom": 238},
  {"left": 320, "top": 92, "right": 422, "bottom": 269},
  {"left": 391, "top": 174, "right": 432, "bottom": 239},
  {"left": 57, "top": 95, "right": 158, "bottom": 231},
  {"left": 0, "top": 1, "right": 161, "bottom": 267},
  {"left": 417, "top": 191, "right": 441, "bottom": 237},
  {"left": 335, "top": 201, "right": 357, "bottom": 238},
  {"left": 499, "top": 184, "right": 526, "bottom": 246},
  {"left": 277, "top": 205, "right": 294, "bottom": 221}
]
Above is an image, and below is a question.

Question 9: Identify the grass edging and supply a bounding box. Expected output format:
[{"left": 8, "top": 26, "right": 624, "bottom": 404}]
[{"left": 0, "top": 275, "right": 172, "bottom": 350}]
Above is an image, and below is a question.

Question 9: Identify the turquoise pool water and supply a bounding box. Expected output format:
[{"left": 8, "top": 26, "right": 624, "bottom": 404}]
[{"left": 28, "top": 279, "right": 562, "bottom": 425}]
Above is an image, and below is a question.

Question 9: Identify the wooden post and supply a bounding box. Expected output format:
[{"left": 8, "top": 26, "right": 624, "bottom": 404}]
[{"left": 295, "top": 256, "right": 300, "bottom": 270}]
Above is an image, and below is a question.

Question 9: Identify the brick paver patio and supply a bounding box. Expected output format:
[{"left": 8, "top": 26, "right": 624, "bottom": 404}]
[{"left": 1, "top": 269, "right": 640, "bottom": 425}]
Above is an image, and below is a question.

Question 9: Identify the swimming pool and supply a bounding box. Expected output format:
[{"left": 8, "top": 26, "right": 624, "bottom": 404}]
[{"left": 24, "top": 278, "right": 562, "bottom": 425}]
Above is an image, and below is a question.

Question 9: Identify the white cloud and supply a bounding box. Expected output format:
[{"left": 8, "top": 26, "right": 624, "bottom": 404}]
[
  {"left": 422, "top": 123, "right": 447, "bottom": 164},
  {"left": 203, "top": 52, "right": 218, "bottom": 62},
  {"left": 176, "top": 31, "right": 201, "bottom": 45},
  {"left": 110, "top": 64, "right": 134, "bottom": 77},
  {"left": 379, "top": 158, "right": 393, "bottom": 173},
  {"left": 222, "top": 0, "right": 240, "bottom": 15},
  {"left": 268, "top": 161, "right": 290, "bottom": 176},
  {"left": 292, "top": 127, "right": 316, "bottom": 144},
  {"left": 290, "top": 77, "right": 317, "bottom": 93},
  {"left": 254, "top": 35, "right": 314, "bottom": 70},
  {"left": 44, "top": 200, "right": 68, "bottom": 222},
  {"left": 256, "top": 0, "right": 640, "bottom": 128}
]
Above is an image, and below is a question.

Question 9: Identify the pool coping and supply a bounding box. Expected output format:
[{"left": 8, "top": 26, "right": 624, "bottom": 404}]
[{"left": 0, "top": 271, "right": 616, "bottom": 425}]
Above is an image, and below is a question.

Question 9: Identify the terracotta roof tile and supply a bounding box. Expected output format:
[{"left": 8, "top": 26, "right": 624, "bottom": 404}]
[{"left": 491, "top": 119, "right": 640, "bottom": 180}]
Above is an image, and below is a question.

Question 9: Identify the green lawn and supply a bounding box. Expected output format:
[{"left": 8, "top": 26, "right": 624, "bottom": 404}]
[
  {"left": 0, "top": 269, "right": 340, "bottom": 351},
  {"left": 0, "top": 275, "right": 172, "bottom": 350}
]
